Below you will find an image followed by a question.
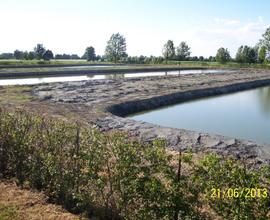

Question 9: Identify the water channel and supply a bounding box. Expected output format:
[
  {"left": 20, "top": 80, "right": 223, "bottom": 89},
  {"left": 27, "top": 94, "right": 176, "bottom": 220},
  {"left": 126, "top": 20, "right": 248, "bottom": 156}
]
[
  {"left": 0, "top": 69, "right": 232, "bottom": 86},
  {"left": 129, "top": 86, "right": 270, "bottom": 144}
]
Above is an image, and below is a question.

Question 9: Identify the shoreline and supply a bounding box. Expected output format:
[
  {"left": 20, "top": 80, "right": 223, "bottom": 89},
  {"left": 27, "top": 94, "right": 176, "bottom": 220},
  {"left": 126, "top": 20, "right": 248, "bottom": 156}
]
[
  {"left": 31, "top": 68, "right": 270, "bottom": 164},
  {"left": 107, "top": 78, "right": 270, "bottom": 117}
]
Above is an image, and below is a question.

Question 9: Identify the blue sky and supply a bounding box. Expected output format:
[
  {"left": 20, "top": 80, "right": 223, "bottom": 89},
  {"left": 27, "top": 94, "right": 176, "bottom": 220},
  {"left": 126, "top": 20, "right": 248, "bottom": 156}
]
[{"left": 1, "top": 0, "right": 270, "bottom": 57}]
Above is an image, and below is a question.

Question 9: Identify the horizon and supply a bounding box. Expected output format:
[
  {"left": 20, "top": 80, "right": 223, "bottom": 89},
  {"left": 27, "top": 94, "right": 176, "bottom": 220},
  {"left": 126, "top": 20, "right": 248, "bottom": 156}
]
[{"left": 1, "top": 0, "right": 270, "bottom": 57}]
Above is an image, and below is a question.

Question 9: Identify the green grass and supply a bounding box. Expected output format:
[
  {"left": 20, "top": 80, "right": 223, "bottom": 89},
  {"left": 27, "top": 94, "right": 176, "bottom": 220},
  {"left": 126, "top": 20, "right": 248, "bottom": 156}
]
[
  {"left": 166, "top": 60, "right": 270, "bottom": 69},
  {"left": 1, "top": 59, "right": 269, "bottom": 69}
]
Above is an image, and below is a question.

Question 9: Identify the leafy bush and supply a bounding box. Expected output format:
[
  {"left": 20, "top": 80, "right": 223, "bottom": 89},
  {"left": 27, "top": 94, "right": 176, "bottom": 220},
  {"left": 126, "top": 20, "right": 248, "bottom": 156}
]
[
  {"left": 193, "top": 154, "right": 270, "bottom": 219},
  {"left": 0, "top": 108, "right": 269, "bottom": 219}
]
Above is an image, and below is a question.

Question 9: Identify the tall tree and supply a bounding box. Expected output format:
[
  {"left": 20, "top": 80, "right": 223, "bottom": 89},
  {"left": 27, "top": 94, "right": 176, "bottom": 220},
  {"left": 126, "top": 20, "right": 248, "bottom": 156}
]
[
  {"left": 176, "top": 41, "right": 191, "bottom": 61},
  {"left": 258, "top": 46, "right": 267, "bottom": 63},
  {"left": 105, "top": 33, "right": 127, "bottom": 63},
  {"left": 246, "top": 47, "right": 257, "bottom": 63},
  {"left": 235, "top": 45, "right": 257, "bottom": 63},
  {"left": 28, "top": 51, "right": 35, "bottom": 60},
  {"left": 84, "top": 46, "right": 96, "bottom": 61},
  {"left": 235, "top": 46, "right": 244, "bottom": 63},
  {"left": 162, "top": 40, "right": 175, "bottom": 64},
  {"left": 13, "top": 50, "right": 23, "bottom": 60},
  {"left": 42, "top": 50, "right": 54, "bottom": 61},
  {"left": 262, "top": 27, "right": 270, "bottom": 52},
  {"left": 34, "top": 44, "right": 46, "bottom": 60},
  {"left": 22, "top": 51, "right": 29, "bottom": 60},
  {"left": 215, "top": 47, "right": 231, "bottom": 64},
  {"left": 258, "top": 27, "right": 270, "bottom": 62}
]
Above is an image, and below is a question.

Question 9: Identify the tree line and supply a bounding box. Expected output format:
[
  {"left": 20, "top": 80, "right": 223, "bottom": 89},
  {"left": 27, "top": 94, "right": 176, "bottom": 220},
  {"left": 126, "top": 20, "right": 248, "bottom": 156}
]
[
  {"left": 161, "top": 27, "right": 270, "bottom": 64},
  {"left": 11, "top": 44, "right": 54, "bottom": 61},
  {"left": 1, "top": 27, "right": 270, "bottom": 64}
]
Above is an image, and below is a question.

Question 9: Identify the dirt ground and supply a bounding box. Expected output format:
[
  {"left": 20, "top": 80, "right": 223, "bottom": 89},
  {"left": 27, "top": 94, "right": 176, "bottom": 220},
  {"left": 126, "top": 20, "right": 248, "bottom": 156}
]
[{"left": 0, "top": 181, "right": 84, "bottom": 220}]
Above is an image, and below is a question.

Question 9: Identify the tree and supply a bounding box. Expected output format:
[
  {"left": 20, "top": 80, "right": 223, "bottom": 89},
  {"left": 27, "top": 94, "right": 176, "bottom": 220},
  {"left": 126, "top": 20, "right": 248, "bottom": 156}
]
[
  {"left": 262, "top": 27, "right": 270, "bottom": 52},
  {"left": 235, "top": 45, "right": 257, "bottom": 63},
  {"left": 162, "top": 40, "right": 175, "bottom": 64},
  {"left": 215, "top": 47, "right": 231, "bottom": 64},
  {"left": 22, "top": 51, "right": 29, "bottom": 60},
  {"left": 258, "top": 46, "right": 267, "bottom": 63},
  {"left": 14, "top": 50, "right": 23, "bottom": 60},
  {"left": 34, "top": 44, "right": 46, "bottom": 60},
  {"left": 70, "top": 54, "right": 80, "bottom": 60},
  {"left": 208, "top": 56, "right": 216, "bottom": 62},
  {"left": 105, "top": 33, "right": 127, "bottom": 63},
  {"left": 176, "top": 41, "right": 191, "bottom": 60},
  {"left": 42, "top": 50, "right": 54, "bottom": 61},
  {"left": 235, "top": 46, "right": 244, "bottom": 63},
  {"left": 258, "top": 27, "right": 270, "bottom": 62},
  {"left": 199, "top": 56, "right": 204, "bottom": 61},
  {"left": 84, "top": 46, "right": 96, "bottom": 61},
  {"left": 28, "top": 51, "right": 35, "bottom": 60},
  {"left": 247, "top": 47, "right": 257, "bottom": 63}
]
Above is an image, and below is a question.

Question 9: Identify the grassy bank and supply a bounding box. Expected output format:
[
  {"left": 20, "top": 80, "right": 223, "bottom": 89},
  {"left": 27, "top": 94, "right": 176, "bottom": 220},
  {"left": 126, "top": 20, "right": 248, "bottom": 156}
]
[
  {"left": 0, "top": 59, "right": 269, "bottom": 69},
  {"left": 166, "top": 60, "right": 270, "bottom": 69},
  {"left": 0, "top": 59, "right": 100, "bottom": 66},
  {"left": 0, "top": 108, "right": 269, "bottom": 219}
]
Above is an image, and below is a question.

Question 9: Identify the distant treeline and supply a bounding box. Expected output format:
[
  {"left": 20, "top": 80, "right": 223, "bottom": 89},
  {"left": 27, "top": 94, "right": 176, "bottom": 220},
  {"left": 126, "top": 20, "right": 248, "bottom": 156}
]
[{"left": 1, "top": 27, "right": 269, "bottom": 64}]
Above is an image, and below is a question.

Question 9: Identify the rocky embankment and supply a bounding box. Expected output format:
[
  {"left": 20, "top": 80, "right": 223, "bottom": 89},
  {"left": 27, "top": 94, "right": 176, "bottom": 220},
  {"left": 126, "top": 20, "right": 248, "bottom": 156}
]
[{"left": 34, "top": 68, "right": 270, "bottom": 164}]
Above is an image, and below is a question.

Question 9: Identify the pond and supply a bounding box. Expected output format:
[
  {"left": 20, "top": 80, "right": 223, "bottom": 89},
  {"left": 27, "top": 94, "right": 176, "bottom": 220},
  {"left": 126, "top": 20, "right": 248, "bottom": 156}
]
[
  {"left": 0, "top": 69, "right": 233, "bottom": 86},
  {"left": 129, "top": 86, "right": 270, "bottom": 144}
]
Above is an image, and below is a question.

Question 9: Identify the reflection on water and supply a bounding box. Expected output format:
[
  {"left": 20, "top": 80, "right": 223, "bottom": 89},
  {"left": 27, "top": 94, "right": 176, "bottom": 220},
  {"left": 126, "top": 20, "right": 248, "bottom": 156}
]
[
  {"left": 129, "top": 85, "right": 270, "bottom": 144},
  {"left": 257, "top": 86, "right": 270, "bottom": 116},
  {"left": 63, "top": 65, "right": 110, "bottom": 69},
  {"left": 0, "top": 69, "right": 233, "bottom": 86},
  {"left": 105, "top": 74, "right": 125, "bottom": 79}
]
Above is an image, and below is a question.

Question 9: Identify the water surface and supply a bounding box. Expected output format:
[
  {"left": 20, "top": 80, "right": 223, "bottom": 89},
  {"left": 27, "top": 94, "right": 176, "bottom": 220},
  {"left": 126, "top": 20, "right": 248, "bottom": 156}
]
[
  {"left": 0, "top": 69, "right": 232, "bottom": 86},
  {"left": 129, "top": 86, "right": 270, "bottom": 144}
]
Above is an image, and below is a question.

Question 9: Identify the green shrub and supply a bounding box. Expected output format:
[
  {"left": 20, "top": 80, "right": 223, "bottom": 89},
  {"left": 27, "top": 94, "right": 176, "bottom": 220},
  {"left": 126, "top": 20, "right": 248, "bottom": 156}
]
[
  {"left": 0, "top": 107, "right": 269, "bottom": 219},
  {"left": 193, "top": 154, "right": 270, "bottom": 219}
]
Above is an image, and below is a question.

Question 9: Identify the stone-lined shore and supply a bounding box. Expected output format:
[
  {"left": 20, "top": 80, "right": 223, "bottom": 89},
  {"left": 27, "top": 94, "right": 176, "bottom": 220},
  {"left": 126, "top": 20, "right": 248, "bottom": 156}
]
[{"left": 33, "top": 68, "right": 270, "bottom": 164}]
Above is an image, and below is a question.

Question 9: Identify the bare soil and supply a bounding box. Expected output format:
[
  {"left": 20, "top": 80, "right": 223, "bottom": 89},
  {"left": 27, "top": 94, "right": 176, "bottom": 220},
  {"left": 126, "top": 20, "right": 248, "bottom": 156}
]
[{"left": 0, "top": 180, "right": 83, "bottom": 220}]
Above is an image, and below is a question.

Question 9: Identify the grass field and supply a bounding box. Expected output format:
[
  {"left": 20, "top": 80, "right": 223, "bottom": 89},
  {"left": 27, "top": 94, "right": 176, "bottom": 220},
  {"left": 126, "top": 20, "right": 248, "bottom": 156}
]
[
  {"left": 0, "top": 59, "right": 269, "bottom": 69},
  {"left": 166, "top": 60, "right": 270, "bottom": 69}
]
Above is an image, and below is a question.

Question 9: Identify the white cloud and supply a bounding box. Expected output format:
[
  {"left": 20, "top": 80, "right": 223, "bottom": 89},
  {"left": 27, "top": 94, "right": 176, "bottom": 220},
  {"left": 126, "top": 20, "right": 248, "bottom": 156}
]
[
  {"left": 128, "top": 17, "right": 270, "bottom": 57},
  {"left": 181, "top": 17, "right": 270, "bottom": 57},
  {"left": 214, "top": 18, "right": 241, "bottom": 26}
]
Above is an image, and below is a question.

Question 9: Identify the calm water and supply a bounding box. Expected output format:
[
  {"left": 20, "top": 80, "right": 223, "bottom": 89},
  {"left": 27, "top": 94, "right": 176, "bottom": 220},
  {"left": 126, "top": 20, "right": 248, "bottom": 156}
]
[
  {"left": 129, "top": 86, "right": 270, "bottom": 144},
  {"left": 0, "top": 69, "right": 232, "bottom": 86},
  {"left": 63, "top": 65, "right": 111, "bottom": 69}
]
